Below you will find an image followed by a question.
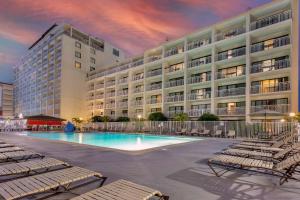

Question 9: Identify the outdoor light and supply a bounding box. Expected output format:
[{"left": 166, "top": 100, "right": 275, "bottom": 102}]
[
  {"left": 18, "top": 113, "right": 23, "bottom": 119},
  {"left": 137, "top": 115, "right": 142, "bottom": 120},
  {"left": 79, "top": 117, "right": 83, "bottom": 121},
  {"left": 280, "top": 119, "right": 285, "bottom": 123},
  {"left": 289, "top": 112, "right": 296, "bottom": 117}
]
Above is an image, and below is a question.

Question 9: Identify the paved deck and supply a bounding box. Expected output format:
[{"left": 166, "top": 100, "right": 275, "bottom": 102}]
[{"left": 0, "top": 133, "right": 300, "bottom": 200}]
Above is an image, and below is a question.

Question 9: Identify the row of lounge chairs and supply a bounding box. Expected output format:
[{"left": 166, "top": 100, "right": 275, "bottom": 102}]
[
  {"left": 0, "top": 139, "right": 169, "bottom": 200},
  {"left": 176, "top": 128, "right": 236, "bottom": 138},
  {"left": 207, "top": 131, "right": 300, "bottom": 185}
]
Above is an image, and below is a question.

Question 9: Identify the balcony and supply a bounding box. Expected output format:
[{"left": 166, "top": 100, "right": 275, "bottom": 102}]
[
  {"left": 167, "top": 110, "right": 184, "bottom": 118},
  {"left": 165, "top": 95, "right": 184, "bottom": 103},
  {"left": 95, "top": 94, "right": 104, "bottom": 99},
  {"left": 131, "top": 59, "right": 144, "bottom": 67},
  {"left": 118, "top": 78, "right": 128, "bottom": 84},
  {"left": 146, "top": 69, "right": 162, "bottom": 78},
  {"left": 165, "top": 47, "right": 184, "bottom": 57},
  {"left": 87, "top": 96, "right": 94, "bottom": 101},
  {"left": 215, "top": 27, "right": 246, "bottom": 41},
  {"left": 95, "top": 105, "right": 104, "bottom": 109},
  {"left": 250, "top": 10, "right": 291, "bottom": 31},
  {"left": 118, "top": 90, "right": 128, "bottom": 96},
  {"left": 132, "top": 74, "right": 144, "bottom": 81},
  {"left": 216, "top": 87, "right": 245, "bottom": 97},
  {"left": 187, "top": 93, "right": 211, "bottom": 101},
  {"left": 217, "top": 47, "right": 246, "bottom": 61},
  {"left": 188, "top": 56, "right": 211, "bottom": 68},
  {"left": 106, "top": 92, "right": 115, "bottom": 98},
  {"left": 132, "top": 100, "right": 143, "bottom": 106},
  {"left": 105, "top": 103, "right": 115, "bottom": 109},
  {"left": 165, "top": 67, "right": 184, "bottom": 74},
  {"left": 88, "top": 86, "right": 94, "bottom": 91},
  {"left": 216, "top": 70, "right": 245, "bottom": 80},
  {"left": 251, "top": 59, "right": 290, "bottom": 74},
  {"left": 147, "top": 84, "right": 162, "bottom": 91},
  {"left": 133, "top": 87, "right": 144, "bottom": 94},
  {"left": 106, "top": 81, "right": 115, "bottom": 87},
  {"left": 165, "top": 79, "right": 184, "bottom": 88},
  {"left": 95, "top": 84, "right": 104, "bottom": 90},
  {"left": 251, "top": 36, "right": 290, "bottom": 53},
  {"left": 251, "top": 82, "right": 290, "bottom": 94},
  {"left": 188, "top": 75, "right": 211, "bottom": 84},
  {"left": 187, "top": 38, "right": 211, "bottom": 50},
  {"left": 250, "top": 104, "right": 290, "bottom": 114},
  {"left": 188, "top": 109, "right": 210, "bottom": 117},
  {"left": 217, "top": 107, "right": 245, "bottom": 116},
  {"left": 118, "top": 102, "right": 128, "bottom": 108},
  {"left": 147, "top": 55, "right": 162, "bottom": 63},
  {"left": 146, "top": 99, "right": 162, "bottom": 104}
]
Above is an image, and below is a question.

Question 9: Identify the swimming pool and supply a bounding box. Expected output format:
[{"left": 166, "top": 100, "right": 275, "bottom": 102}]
[{"left": 22, "top": 132, "right": 200, "bottom": 151}]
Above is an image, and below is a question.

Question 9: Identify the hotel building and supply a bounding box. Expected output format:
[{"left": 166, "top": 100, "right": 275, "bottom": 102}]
[
  {"left": 86, "top": 0, "right": 299, "bottom": 122},
  {"left": 15, "top": 24, "right": 125, "bottom": 120},
  {"left": 0, "top": 82, "right": 14, "bottom": 119}
]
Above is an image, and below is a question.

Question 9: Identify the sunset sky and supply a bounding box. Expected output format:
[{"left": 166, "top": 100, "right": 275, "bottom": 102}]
[{"left": 0, "top": 0, "right": 271, "bottom": 83}]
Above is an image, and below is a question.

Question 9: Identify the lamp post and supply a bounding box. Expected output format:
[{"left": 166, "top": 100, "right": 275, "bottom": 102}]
[{"left": 137, "top": 114, "right": 142, "bottom": 132}]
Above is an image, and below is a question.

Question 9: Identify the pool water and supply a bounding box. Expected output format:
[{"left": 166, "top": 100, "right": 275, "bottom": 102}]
[{"left": 23, "top": 132, "right": 200, "bottom": 151}]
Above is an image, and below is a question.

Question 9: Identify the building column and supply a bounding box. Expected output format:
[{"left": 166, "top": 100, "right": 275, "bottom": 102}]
[
  {"left": 184, "top": 38, "right": 188, "bottom": 113},
  {"left": 210, "top": 28, "right": 216, "bottom": 114},
  {"left": 245, "top": 14, "right": 251, "bottom": 123}
]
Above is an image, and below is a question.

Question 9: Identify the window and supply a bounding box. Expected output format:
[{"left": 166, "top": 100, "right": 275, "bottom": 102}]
[
  {"left": 90, "top": 48, "right": 96, "bottom": 55},
  {"left": 113, "top": 48, "right": 119, "bottom": 57},
  {"left": 75, "top": 42, "right": 81, "bottom": 48},
  {"left": 75, "top": 51, "right": 81, "bottom": 58},
  {"left": 90, "top": 57, "right": 96, "bottom": 64},
  {"left": 90, "top": 66, "right": 95, "bottom": 71},
  {"left": 75, "top": 61, "right": 81, "bottom": 69}
]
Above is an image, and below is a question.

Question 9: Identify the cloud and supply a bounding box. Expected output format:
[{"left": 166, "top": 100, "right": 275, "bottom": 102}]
[{"left": 0, "top": 52, "right": 17, "bottom": 65}]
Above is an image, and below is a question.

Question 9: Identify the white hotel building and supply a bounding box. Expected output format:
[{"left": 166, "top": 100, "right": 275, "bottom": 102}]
[
  {"left": 14, "top": 24, "right": 125, "bottom": 120},
  {"left": 86, "top": 0, "right": 299, "bottom": 122}
]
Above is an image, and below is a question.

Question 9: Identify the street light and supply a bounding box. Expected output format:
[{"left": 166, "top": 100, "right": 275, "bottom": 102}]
[{"left": 289, "top": 112, "right": 296, "bottom": 117}]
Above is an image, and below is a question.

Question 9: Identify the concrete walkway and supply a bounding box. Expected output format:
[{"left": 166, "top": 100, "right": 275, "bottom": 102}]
[{"left": 0, "top": 133, "right": 300, "bottom": 200}]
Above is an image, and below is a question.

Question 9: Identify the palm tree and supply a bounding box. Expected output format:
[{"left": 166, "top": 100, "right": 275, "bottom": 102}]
[{"left": 174, "top": 113, "right": 189, "bottom": 121}]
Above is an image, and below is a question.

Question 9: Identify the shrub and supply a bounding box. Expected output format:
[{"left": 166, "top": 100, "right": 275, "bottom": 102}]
[
  {"left": 148, "top": 112, "right": 168, "bottom": 121},
  {"left": 198, "top": 113, "right": 219, "bottom": 121},
  {"left": 115, "top": 116, "right": 130, "bottom": 122},
  {"left": 91, "top": 115, "right": 103, "bottom": 122},
  {"left": 174, "top": 113, "right": 189, "bottom": 121}
]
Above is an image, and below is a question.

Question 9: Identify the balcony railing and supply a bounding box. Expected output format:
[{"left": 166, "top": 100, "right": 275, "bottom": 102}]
[
  {"left": 132, "top": 74, "right": 144, "bottom": 81},
  {"left": 106, "top": 93, "right": 115, "bottom": 98},
  {"left": 216, "top": 70, "right": 245, "bottom": 79},
  {"left": 250, "top": 104, "right": 290, "bottom": 114},
  {"left": 217, "top": 87, "right": 245, "bottom": 97},
  {"left": 133, "top": 87, "right": 144, "bottom": 93},
  {"left": 118, "top": 90, "right": 128, "bottom": 96},
  {"left": 165, "top": 79, "right": 184, "bottom": 88},
  {"left": 106, "top": 81, "right": 115, "bottom": 87},
  {"left": 250, "top": 10, "right": 291, "bottom": 30},
  {"left": 165, "top": 67, "right": 184, "bottom": 73},
  {"left": 118, "top": 102, "right": 128, "bottom": 108},
  {"left": 146, "top": 69, "right": 162, "bottom": 77},
  {"left": 146, "top": 99, "right": 162, "bottom": 104},
  {"left": 217, "top": 47, "right": 246, "bottom": 61},
  {"left": 118, "top": 78, "right": 128, "bottom": 84},
  {"left": 165, "top": 47, "right": 184, "bottom": 57},
  {"left": 251, "top": 36, "right": 290, "bottom": 53},
  {"left": 251, "top": 59, "right": 290, "bottom": 74},
  {"left": 132, "top": 100, "right": 143, "bottom": 106},
  {"left": 165, "top": 95, "right": 184, "bottom": 103},
  {"left": 215, "top": 27, "right": 246, "bottom": 41},
  {"left": 251, "top": 82, "right": 290, "bottom": 94},
  {"left": 187, "top": 93, "right": 211, "bottom": 100},
  {"left": 147, "top": 55, "right": 162, "bottom": 63},
  {"left": 95, "top": 94, "right": 104, "bottom": 99},
  {"left": 95, "top": 84, "right": 104, "bottom": 89},
  {"left": 217, "top": 107, "right": 245, "bottom": 116},
  {"left": 105, "top": 104, "right": 115, "bottom": 109},
  {"left": 187, "top": 75, "right": 211, "bottom": 84},
  {"left": 167, "top": 110, "right": 184, "bottom": 118},
  {"left": 131, "top": 59, "right": 144, "bottom": 67},
  {"left": 188, "top": 56, "right": 211, "bottom": 68},
  {"left": 88, "top": 86, "right": 94, "bottom": 91},
  {"left": 188, "top": 109, "right": 210, "bottom": 117},
  {"left": 147, "top": 84, "right": 162, "bottom": 91},
  {"left": 187, "top": 39, "right": 211, "bottom": 50},
  {"left": 95, "top": 105, "right": 104, "bottom": 109}
]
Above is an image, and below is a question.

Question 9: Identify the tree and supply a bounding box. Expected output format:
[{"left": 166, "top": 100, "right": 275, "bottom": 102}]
[
  {"left": 148, "top": 112, "right": 168, "bottom": 121},
  {"left": 198, "top": 113, "right": 219, "bottom": 121},
  {"left": 115, "top": 116, "right": 130, "bottom": 122},
  {"left": 174, "top": 113, "right": 189, "bottom": 121},
  {"left": 91, "top": 115, "right": 103, "bottom": 122},
  {"left": 72, "top": 117, "right": 83, "bottom": 126},
  {"left": 102, "top": 116, "right": 111, "bottom": 122}
]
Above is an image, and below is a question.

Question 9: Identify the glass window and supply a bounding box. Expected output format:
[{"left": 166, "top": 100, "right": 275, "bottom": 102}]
[
  {"left": 90, "top": 48, "right": 96, "bottom": 55},
  {"left": 75, "top": 41, "right": 81, "bottom": 48},
  {"left": 90, "top": 66, "right": 95, "bottom": 71},
  {"left": 75, "top": 51, "right": 81, "bottom": 58},
  {"left": 90, "top": 57, "right": 96, "bottom": 64},
  {"left": 75, "top": 61, "right": 81, "bottom": 69},
  {"left": 113, "top": 48, "right": 119, "bottom": 57}
]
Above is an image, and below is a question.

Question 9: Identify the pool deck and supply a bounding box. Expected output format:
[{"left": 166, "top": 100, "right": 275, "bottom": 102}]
[{"left": 1, "top": 133, "right": 300, "bottom": 200}]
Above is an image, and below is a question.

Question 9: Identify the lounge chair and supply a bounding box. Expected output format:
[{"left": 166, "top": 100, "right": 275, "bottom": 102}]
[
  {"left": 0, "top": 144, "right": 14, "bottom": 148},
  {"left": 231, "top": 145, "right": 283, "bottom": 153},
  {"left": 0, "top": 158, "right": 69, "bottom": 178},
  {"left": 0, "top": 147, "right": 23, "bottom": 153},
  {"left": 197, "top": 129, "right": 211, "bottom": 137},
  {"left": 188, "top": 128, "right": 199, "bottom": 136},
  {"left": 208, "top": 152, "right": 300, "bottom": 185},
  {"left": 70, "top": 179, "right": 169, "bottom": 200},
  {"left": 176, "top": 128, "right": 187, "bottom": 135},
  {"left": 0, "top": 166, "right": 106, "bottom": 200},
  {"left": 213, "top": 130, "right": 222, "bottom": 137},
  {"left": 227, "top": 130, "right": 236, "bottom": 138},
  {"left": 0, "top": 151, "right": 43, "bottom": 163}
]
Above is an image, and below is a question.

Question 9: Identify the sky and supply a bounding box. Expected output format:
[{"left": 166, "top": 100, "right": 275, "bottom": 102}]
[{"left": 0, "top": 0, "right": 272, "bottom": 83}]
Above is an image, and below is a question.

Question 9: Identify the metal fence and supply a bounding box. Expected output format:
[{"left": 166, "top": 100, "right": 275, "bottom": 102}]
[{"left": 82, "top": 121, "right": 297, "bottom": 139}]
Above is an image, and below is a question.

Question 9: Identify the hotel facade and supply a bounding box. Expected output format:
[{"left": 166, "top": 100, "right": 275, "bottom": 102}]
[
  {"left": 14, "top": 24, "right": 125, "bottom": 120},
  {"left": 86, "top": 0, "right": 299, "bottom": 122},
  {"left": 0, "top": 82, "right": 14, "bottom": 119}
]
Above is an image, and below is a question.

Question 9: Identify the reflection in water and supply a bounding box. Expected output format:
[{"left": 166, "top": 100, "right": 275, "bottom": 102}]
[
  {"left": 137, "top": 137, "right": 141, "bottom": 145},
  {"left": 78, "top": 133, "right": 83, "bottom": 144}
]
